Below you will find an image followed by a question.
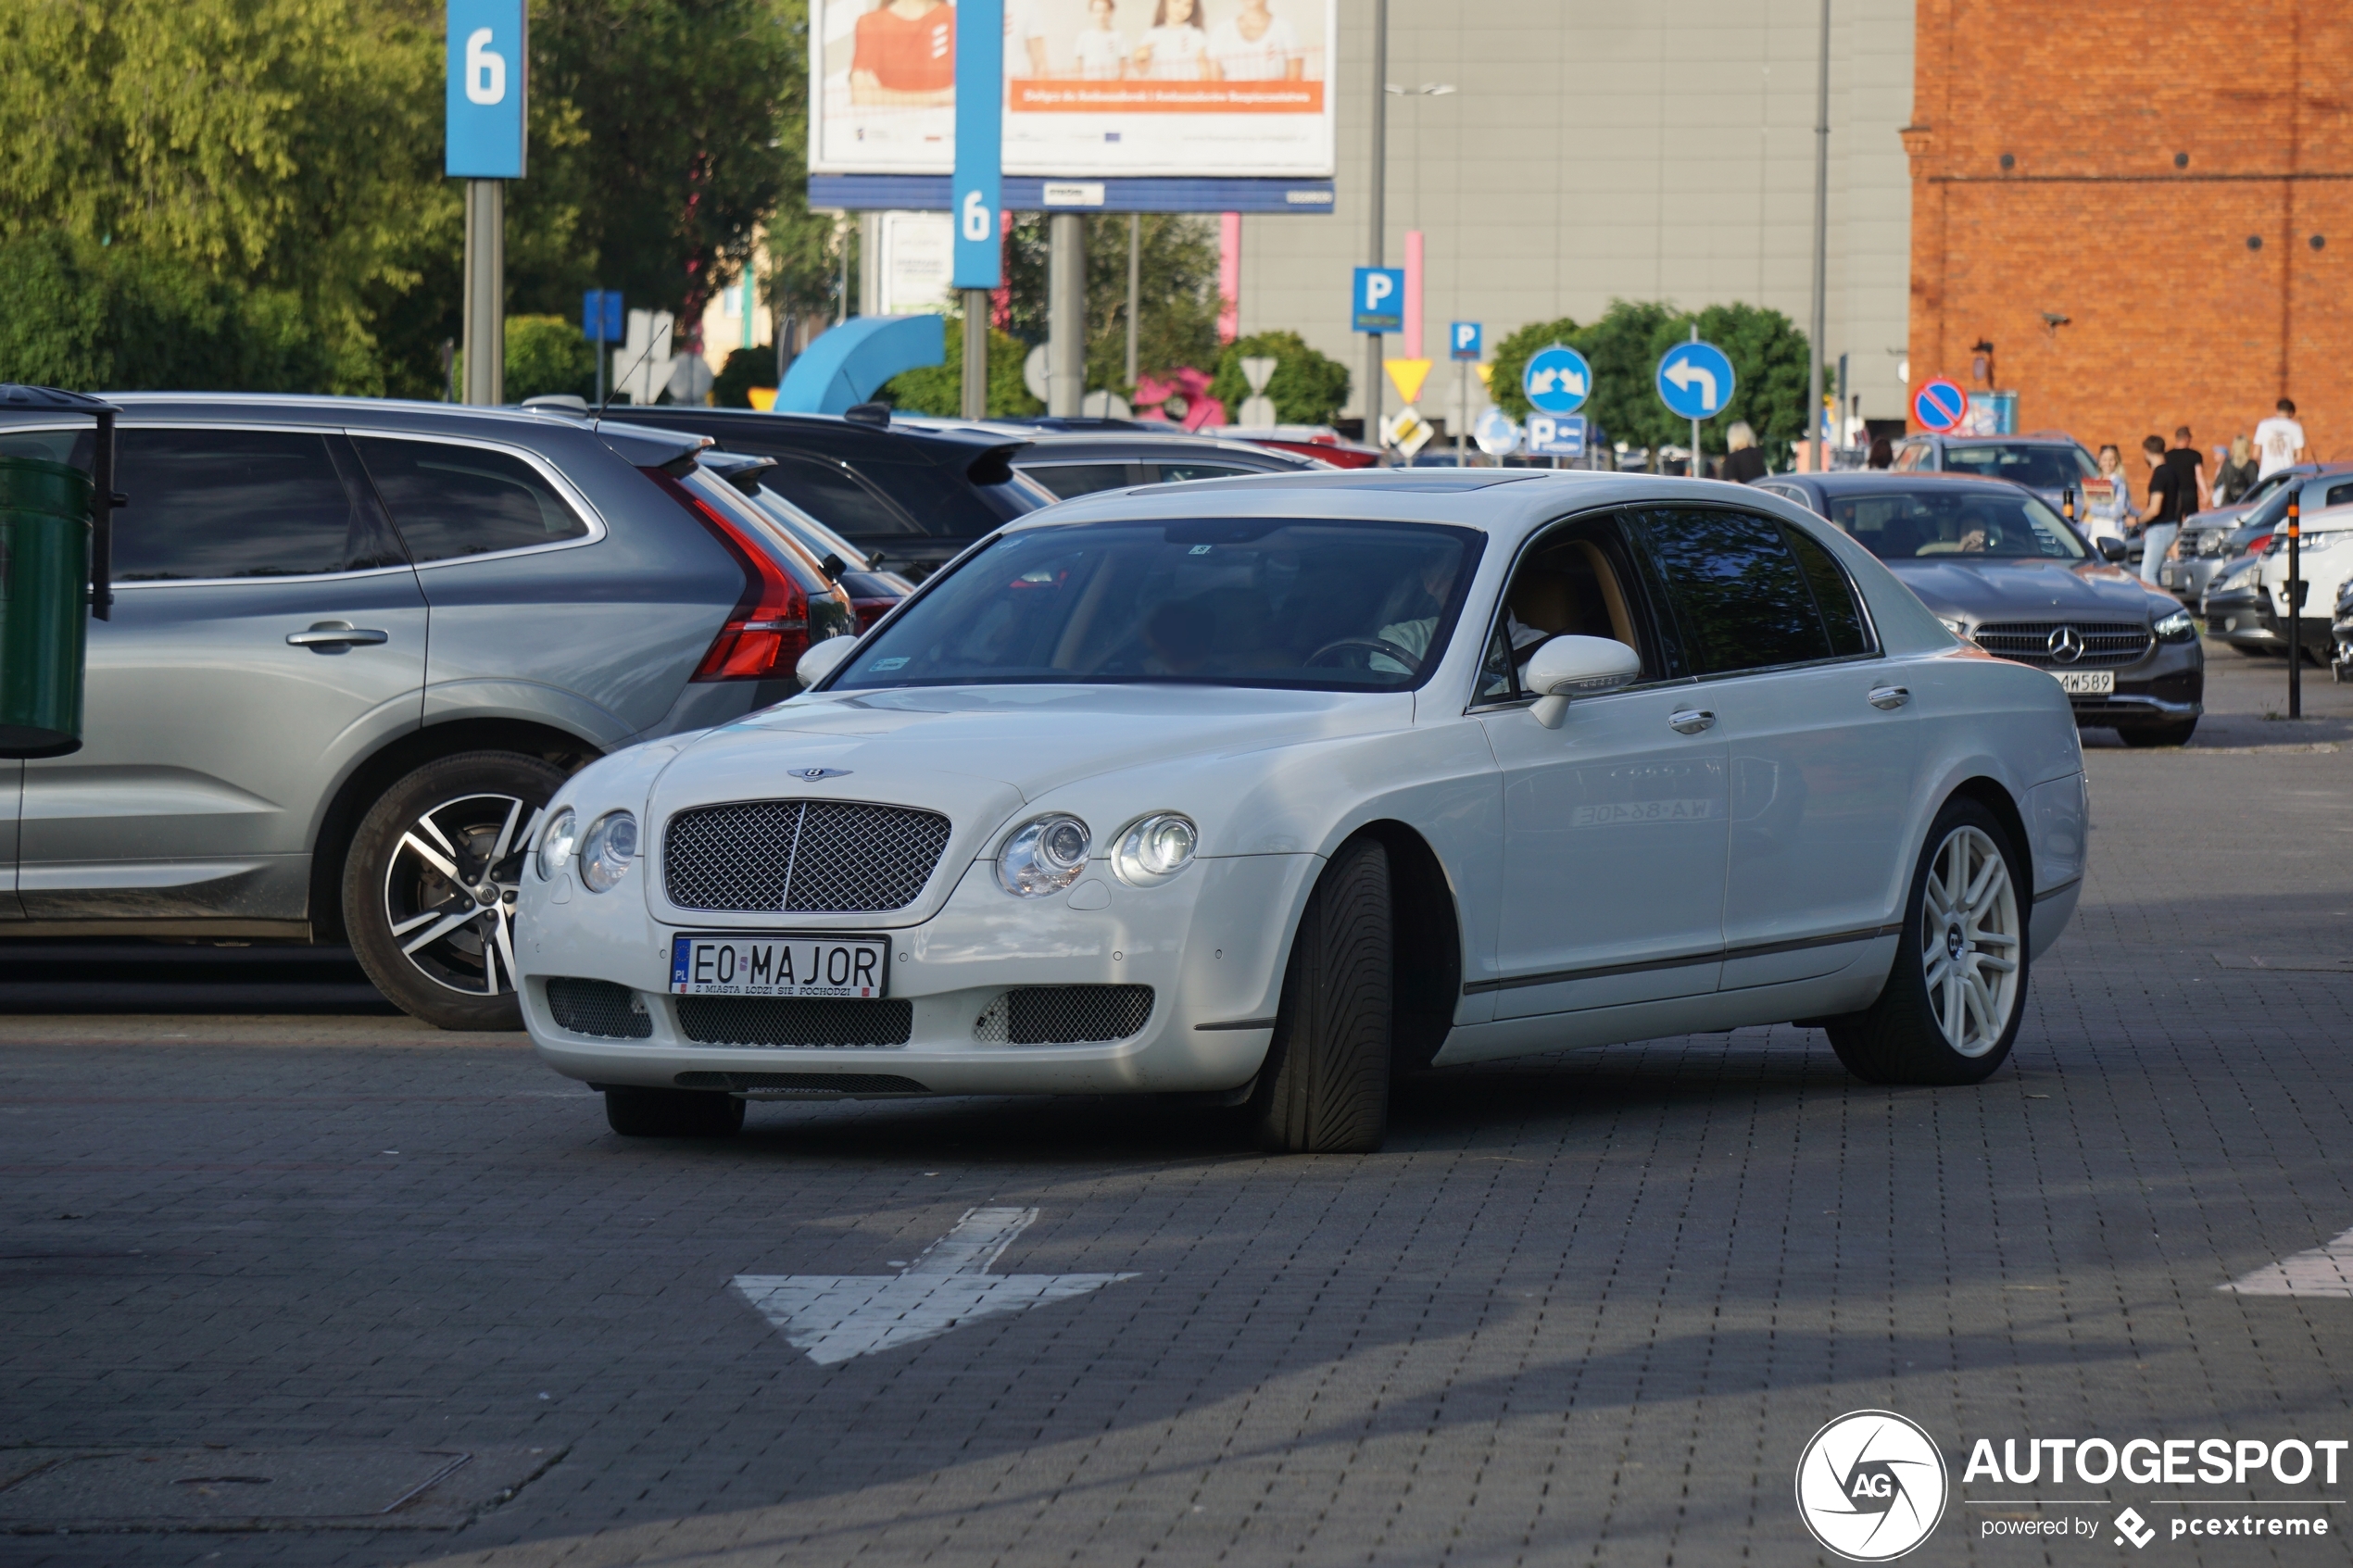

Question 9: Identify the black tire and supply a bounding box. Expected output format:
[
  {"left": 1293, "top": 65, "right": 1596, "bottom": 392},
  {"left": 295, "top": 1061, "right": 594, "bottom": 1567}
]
[
  {"left": 1248, "top": 837, "right": 1392, "bottom": 1153},
  {"left": 604, "top": 1086, "right": 745, "bottom": 1138},
  {"left": 345, "top": 750, "right": 569, "bottom": 1031},
  {"left": 2120, "top": 720, "right": 2197, "bottom": 747},
  {"left": 1825, "top": 797, "right": 2029, "bottom": 1086}
]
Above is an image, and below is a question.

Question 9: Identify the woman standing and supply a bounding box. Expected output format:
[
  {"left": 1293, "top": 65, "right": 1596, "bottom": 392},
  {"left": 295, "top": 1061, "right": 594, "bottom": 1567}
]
[
  {"left": 2214, "top": 434, "right": 2260, "bottom": 507},
  {"left": 1133, "top": 0, "right": 1209, "bottom": 79},
  {"left": 2082, "top": 444, "right": 2136, "bottom": 549}
]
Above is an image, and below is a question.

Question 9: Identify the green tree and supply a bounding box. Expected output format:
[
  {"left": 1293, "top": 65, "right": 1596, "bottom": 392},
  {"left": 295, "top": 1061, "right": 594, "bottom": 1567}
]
[
  {"left": 528, "top": 0, "right": 797, "bottom": 333},
  {"left": 502, "top": 315, "right": 598, "bottom": 401},
  {"left": 1002, "top": 214, "right": 1225, "bottom": 393},
  {"left": 0, "top": 232, "right": 333, "bottom": 393},
  {"left": 1207, "top": 331, "right": 1351, "bottom": 425},
  {"left": 1490, "top": 299, "right": 1810, "bottom": 463},
  {"left": 713, "top": 346, "right": 774, "bottom": 408},
  {"left": 880, "top": 311, "right": 1043, "bottom": 419}
]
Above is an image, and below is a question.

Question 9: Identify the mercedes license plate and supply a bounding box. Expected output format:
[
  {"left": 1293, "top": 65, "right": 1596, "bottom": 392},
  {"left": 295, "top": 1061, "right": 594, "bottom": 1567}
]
[
  {"left": 669, "top": 935, "right": 888, "bottom": 997},
  {"left": 2053, "top": 670, "right": 2115, "bottom": 695}
]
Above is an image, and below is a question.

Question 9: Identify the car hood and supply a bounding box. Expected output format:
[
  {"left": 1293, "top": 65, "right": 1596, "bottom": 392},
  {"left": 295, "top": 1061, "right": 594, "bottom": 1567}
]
[
  {"left": 639, "top": 684, "right": 1416, "bottom": 922},
  {"left": 1882, "top": 558, "right": 2163, "bottom": 623}
]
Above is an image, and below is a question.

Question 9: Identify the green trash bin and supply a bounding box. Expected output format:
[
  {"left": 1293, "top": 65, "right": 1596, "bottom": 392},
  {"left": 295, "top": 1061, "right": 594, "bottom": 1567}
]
[{"left": 0, "top": 454, "right": 94, "bottom": 759}]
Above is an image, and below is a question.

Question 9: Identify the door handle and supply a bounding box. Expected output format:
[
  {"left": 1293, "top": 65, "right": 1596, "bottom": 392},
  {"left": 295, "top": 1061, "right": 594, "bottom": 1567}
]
[
  {"left": 286, "top": 622, "right": 389, "bottom": 647},
  {"left": 1869, "top": 684, "right": 1911, "bottom": 709},
  {"left": 1667, "top": 708, "right": 1716, "bottom": 734}
]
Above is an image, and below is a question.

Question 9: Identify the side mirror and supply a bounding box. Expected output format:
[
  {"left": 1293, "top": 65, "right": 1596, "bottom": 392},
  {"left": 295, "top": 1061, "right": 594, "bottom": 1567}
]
[
  {"left": 795, "top": 634, "right": 859, "bottom": 689},
  {"left": 1523, "top": 634, "right": 1642, "bottom": 729},
  {"left": 2095, "top": 536, "right": 2126, "bottom": 563}
]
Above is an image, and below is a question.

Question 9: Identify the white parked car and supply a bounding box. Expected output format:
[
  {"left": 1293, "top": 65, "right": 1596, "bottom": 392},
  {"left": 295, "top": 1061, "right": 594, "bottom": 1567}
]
[{"left": 516, "top": 471, "right": 2089, "bottom": 1151}]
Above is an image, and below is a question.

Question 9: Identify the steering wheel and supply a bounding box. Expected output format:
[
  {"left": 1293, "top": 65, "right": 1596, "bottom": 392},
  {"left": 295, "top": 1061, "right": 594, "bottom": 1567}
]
[{"left": 1305, "top": 636, "right": 1422, "bottom": 672}]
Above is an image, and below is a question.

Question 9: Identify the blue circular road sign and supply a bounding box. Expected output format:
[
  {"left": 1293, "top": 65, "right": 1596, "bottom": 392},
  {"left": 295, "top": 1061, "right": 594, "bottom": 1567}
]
[
  {"left": 1655, "top": 340, "right": 1735, "bottom": 420},
  {"left": 1913, "top": 377, "right": 1968, "bottom": 433},
  {"left": 1522, "top": 345, "right": 1592, "bottom": 416}
]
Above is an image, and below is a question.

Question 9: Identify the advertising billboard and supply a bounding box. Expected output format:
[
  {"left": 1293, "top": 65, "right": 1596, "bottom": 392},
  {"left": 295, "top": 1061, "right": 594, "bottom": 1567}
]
[{"left": 811, "top": 0, "right": 1337, "bottom": 180}]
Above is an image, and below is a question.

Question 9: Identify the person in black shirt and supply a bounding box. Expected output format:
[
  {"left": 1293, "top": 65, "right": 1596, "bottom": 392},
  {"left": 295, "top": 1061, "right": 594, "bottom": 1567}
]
[
  {"left": 2140, "top": 433, "right": 2189, "bottom": 585},
  {"left": 2165, "top": 425, "right": 2210, "bottom": 512},
  {"left": 1719, "top": 420, "right": 1768, "bottom": 483}
]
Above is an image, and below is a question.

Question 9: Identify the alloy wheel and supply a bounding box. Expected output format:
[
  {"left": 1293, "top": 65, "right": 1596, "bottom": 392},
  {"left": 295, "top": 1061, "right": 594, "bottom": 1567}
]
[
  {"left": 381, "top": 792, "right": 541, "bottom": 997},
  {"left": 1919, "top": 824, "right": 2020, "bottom": 1057}
]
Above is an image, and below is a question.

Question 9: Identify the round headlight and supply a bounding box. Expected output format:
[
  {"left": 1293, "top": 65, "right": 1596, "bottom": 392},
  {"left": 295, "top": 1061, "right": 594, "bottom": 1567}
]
[
  {"left": 1112, "top": 813, "right": 1198, "bottom": 887},
  {"left": 579, "top": 810, "right": 638, "bottom": 894},
  {"left": 536, "top": 807, "right": 579, "bottom": 881},
  {"left": 997, "top": 813, "right": 1090, "bottom": 897}
]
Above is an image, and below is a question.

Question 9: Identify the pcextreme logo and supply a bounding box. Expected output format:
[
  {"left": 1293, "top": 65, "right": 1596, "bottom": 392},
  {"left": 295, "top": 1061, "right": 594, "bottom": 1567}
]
[{"left": 1796, "top": 1411, "right": 1952, "bottom": 1561}]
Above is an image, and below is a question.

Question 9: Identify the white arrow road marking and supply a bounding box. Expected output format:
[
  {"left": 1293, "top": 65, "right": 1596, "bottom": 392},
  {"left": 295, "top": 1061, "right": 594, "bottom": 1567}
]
[
  {"left": 734, "top": 1207, "right": 1137, "bottom": 1365},
  {"left": 1529, "top": 367, "right": 1587, "bottom": 397},
  {"left": 1664, "top": 356, "right": 1718, "bottom": 411},
  {"left": 2221, "top": 1224, "right": 2353, "bottom": 1298}
]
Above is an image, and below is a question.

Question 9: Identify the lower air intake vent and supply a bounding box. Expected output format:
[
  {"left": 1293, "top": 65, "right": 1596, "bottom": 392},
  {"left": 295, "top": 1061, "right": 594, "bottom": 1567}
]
[
  {"left": 546, "top": 977, "right": 652, "bottom": 1038},
  {"left": 673, "top": 1071, "right": 927, "bottom": 1094},
  {"left": 676, "top": 996, "right": 913, "bottom": 1047},
  {"left": 974, "top": 985, "right": 1155, "bottom": 1045}
]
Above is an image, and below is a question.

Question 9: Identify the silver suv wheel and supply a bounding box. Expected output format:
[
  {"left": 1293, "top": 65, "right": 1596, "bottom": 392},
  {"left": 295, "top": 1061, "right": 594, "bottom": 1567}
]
[{"left": 384, "top": 792, "right": 540, "bottom": 997}]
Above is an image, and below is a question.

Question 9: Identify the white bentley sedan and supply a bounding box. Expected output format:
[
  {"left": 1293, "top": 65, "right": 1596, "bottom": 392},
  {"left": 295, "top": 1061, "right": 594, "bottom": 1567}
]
[{"left": 517, "top": 470, "right": 2087, "bottom": 1151}]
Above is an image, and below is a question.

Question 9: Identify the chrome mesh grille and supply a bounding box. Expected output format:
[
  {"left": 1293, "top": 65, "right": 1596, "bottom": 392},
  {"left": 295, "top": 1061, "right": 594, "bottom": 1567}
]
[
  {"left": 973, "top": 985, "right": 1155, "bottom": 1045},
  {"left": 674, "top": 1071, "right": 927, "bottom": 1094},
  {"left": 546, "top": 977, "right": 651, "bottom": 1039},
  {"left": 663, "top": 799, "right": 951, "bottom": 912},
  {"left": 1972, "top": 621, "right": 2152, "bottom": 669},
  {"left": 676, "top": 996, "right": 913, "bottom": 1047}
]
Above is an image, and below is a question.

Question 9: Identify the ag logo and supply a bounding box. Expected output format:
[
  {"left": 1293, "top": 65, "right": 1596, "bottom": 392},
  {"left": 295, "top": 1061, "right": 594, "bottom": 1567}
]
[{"left": 1794, "top": 1410, "right": 1949, "bottom": 1561}]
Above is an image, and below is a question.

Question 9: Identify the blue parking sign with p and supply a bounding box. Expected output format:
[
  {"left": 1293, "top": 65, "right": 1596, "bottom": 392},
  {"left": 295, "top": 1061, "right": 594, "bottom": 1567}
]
[
  {"left": 446, "top": 0, "right": 527, "bottom": 179},
  {"left": 1450, "top": 322, "right": 1482, "bottom": 361},
  {"left": 1353, "top": 268, "right": 1404, "bottom": 333}
]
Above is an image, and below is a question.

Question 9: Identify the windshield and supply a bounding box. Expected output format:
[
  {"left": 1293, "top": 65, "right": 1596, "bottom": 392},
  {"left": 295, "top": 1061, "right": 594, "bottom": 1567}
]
[
  {"left": 827, "top": 518, "right": 1484, "bottom": 692},
  {"left": 1827, "top": 489, "right": 2088, "bottom": 561},
  {"left": 1937, "top": 443, "right": 2096, "bottom": 492}
]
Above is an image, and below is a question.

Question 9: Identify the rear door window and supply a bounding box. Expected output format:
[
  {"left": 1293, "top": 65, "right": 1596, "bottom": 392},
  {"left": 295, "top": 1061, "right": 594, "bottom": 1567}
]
[
  {"left": 761, "top": 455, "right": 924, "bottom": 537},
  {"left": 1023, "top": 462, "right": 1136, "bottom": 499},
  {"left": 112, "top": 427, "right": 407, "bottom": 581},
  {"left": 1632, "top": 508, "right": 1836, "bottom": 676},
  {"left": 1781, "top": 524, "right": 1873, "bottom": 657},
  {"left": 351, "top": 438, "right": 588, "bottom": 563}
]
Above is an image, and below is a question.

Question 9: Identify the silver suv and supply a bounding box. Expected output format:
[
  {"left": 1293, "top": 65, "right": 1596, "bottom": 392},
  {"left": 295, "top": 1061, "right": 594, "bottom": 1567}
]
[{"left": 0, "top": 395, "right": 853, "bottom": 1028}]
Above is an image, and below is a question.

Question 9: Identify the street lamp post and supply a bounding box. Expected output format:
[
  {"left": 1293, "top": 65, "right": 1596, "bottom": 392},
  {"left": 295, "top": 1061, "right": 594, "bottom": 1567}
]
[
  {"left": 1363, "top": 0, "right": 1389, "bottom": 446},
  {"left": 1806, "top": 0, "right": 1831, "bottom": 469}
]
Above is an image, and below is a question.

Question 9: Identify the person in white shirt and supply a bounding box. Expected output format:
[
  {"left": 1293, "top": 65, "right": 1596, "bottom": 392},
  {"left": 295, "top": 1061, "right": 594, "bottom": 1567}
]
[
  {"left": 1206, "top": 0, "right": 1303, "bottom": 81},
  {"left": 1070, "top": 0, "right": 1127, "bottom": 78},
  {"left": 2254, "top": 397, "right": 2309, "bottom": 479},
  {"left": 1133, "top": 0, "right": 1209, "bottom": 79},
  {"left": 1007, "top": 0, "right": 1049, "bottom": 77}
]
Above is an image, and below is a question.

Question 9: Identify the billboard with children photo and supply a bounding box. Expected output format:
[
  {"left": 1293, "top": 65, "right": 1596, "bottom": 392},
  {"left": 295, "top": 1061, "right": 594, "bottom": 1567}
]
[{"left": 810, "top": 0, "right": 1337, "bottom": 179}]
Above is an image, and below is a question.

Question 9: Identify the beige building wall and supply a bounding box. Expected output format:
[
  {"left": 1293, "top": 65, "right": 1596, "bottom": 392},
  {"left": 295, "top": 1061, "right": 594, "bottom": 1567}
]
[{"left": 1236, "top": 0, "right": 1916, "bottom": 425}]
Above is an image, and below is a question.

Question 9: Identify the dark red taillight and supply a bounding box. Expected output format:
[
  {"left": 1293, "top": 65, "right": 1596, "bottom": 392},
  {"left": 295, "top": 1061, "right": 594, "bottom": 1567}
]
[{"left": 644, "top": 468, "right": 810, "bottom": 681}]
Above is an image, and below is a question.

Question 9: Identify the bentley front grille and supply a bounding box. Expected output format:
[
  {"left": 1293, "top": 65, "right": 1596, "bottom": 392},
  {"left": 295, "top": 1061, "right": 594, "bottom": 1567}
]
[
  {"left": 675, "top": 995, "right": 914, "bottom": 1048},
  {"left": 663, "top": 799, "right": 952, "bottom": 912},
  {"left": 546, "top": 977, "right": 652, "bottom": 1039},
  {"left": 974, "top": 985, "right": 1157, "bottom": 1045}
]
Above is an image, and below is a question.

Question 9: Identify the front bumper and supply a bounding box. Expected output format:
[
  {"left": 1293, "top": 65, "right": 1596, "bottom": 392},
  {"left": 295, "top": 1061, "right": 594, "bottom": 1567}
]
[
  {"left": 516, "top": 852, "right": 1320, "bottom": 1098},
  {"left": 2208, "top": 597, "right": 2330, "bottom": 654},
  {"left": 2158, "top": 553, "right": 2231, "bottom": 605},
  {"left": 2045, "top": 643, "right": 2203, "bottom": 731}
]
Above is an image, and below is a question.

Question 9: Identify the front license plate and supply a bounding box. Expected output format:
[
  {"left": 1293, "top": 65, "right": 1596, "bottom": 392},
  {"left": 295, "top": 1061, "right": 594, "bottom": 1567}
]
[
  {"left": 2054, "top": 670, "right": 2115, "bottom": 695},
  {"left": 670, "top": 935, "right": 888, "bottom": 997}
]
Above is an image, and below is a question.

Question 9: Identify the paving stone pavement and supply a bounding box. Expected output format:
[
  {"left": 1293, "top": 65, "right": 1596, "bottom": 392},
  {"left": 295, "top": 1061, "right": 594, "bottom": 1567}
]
[{"left": 3, "top": 648, "right": 2350, "bottom": 1568}]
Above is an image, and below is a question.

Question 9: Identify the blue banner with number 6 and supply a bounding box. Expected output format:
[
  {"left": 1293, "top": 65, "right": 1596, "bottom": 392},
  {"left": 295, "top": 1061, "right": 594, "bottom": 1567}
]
[
  {"left": 951, "top": 0, "right": 1003, "bottom": 290},
  {"left": 447, "top": 0, "right": 527, "bottom": 179}
]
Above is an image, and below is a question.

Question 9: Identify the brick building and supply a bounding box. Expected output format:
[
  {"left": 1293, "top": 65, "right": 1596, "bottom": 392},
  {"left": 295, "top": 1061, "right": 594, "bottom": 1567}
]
[{"left": 1904, "top": 0, "right": 2349, "bottom": 465}]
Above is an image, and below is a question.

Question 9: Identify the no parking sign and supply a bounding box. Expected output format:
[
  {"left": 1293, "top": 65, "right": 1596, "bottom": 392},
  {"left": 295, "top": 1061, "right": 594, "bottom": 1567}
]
[{"left": 1913, "top": 378, "right": 1968, "bottom": 433}]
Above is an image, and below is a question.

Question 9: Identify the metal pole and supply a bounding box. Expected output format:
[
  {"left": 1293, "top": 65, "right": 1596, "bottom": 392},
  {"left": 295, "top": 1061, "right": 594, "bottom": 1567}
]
[
  {"left": 1806, "top": 0, "right": 1831, "bottom": 470},
  {"left": 1690, "top": 323, "right": 1701, "bottom": 478},
  {"left": 1048, "top": 212, "right": 1086, "bottom": 417},
  {"left": 595, "top": 310, "right": 608, "bottom": 408},
  {"left": 2289, "top": 489, "right": 2303, "bottom": 718},
  {"left": 1363, "top": 0, "right": 1389, "bottom": 449},
  {"left": 962, "top": 289, "right": 990, "bottom": 420},
  {"left": 1455, "top": 359, "right": 1466, "bottom": 466},
  {"left": 461, "top": 179, "right": 504, "bottom": 406},
  {"left": 1125, "top": 213, "right": 1141, "bottom": 392},
  {"left": 837, "top": 219, "right": 850, "bottom": 324}
]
